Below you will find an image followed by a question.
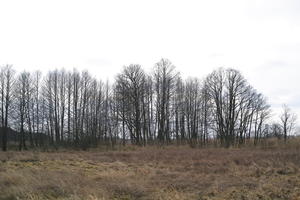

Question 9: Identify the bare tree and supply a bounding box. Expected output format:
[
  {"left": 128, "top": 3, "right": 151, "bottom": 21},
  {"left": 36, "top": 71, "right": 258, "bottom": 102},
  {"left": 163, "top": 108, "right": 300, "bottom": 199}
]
[
  {"left": 115, "top": 64, "right": 146, "bottom": 145},
  {"left": 173, "top": 77, "right": 185, "bottom": 144},
  {"left": 184, "top": 78, "right": 201, "bottom": 146},
  {"left": 280, "top": 104, "right": 297, "bottom": 142},
  {"left": 14, "top": 71, "right": 31, "bottom": 150},
  {"left": 205, "top": 68, "right": 270, "bottom": 147},
  {"left": 0, "top": 65, "right": 15, "bottom": 151},
  {"left": 154, "top": 58, "right": 178, "bottom": 144}
]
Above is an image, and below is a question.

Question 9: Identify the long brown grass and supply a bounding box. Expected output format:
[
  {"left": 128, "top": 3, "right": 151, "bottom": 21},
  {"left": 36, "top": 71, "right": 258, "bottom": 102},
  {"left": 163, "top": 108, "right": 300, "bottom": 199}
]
[{"left": 1, "top": 143, "right": 300, "bottom": 199}]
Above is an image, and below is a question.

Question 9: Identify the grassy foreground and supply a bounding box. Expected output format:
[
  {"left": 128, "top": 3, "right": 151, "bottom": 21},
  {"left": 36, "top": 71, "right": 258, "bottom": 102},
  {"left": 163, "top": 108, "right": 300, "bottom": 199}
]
[{"left": 0, "top": 146, "right": 300, "bottom": 200}]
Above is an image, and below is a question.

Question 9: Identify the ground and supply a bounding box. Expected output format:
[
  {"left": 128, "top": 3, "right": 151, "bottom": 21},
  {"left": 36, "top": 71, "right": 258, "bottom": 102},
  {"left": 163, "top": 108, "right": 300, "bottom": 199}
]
[{"left": 0, "top": 145, "right": 300, "bottom": 200}]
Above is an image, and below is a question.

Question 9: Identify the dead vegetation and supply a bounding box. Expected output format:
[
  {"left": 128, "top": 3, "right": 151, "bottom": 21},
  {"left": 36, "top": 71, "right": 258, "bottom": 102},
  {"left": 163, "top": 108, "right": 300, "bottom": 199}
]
[{"left": 1, "top": 145, "right": 300, "bottom": 200}]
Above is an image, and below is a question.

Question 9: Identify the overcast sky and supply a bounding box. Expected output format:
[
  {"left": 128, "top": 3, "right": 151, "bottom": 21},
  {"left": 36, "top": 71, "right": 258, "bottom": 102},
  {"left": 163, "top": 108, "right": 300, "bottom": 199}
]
[{"left": 0, "top": 0, "right": 299, "bottom": 123}]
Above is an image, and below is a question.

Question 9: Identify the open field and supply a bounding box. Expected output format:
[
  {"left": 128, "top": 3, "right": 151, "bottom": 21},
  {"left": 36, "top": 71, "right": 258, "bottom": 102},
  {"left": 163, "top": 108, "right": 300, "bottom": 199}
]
[{"left": 1, "top": 146, "right": 300, "bottom": 200}]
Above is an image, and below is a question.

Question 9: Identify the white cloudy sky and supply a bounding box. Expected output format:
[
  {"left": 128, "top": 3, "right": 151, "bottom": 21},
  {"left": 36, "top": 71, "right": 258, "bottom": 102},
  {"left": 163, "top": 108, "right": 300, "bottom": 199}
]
[{"left": 0, "top": 0, "right": 299, "bottom": 123}]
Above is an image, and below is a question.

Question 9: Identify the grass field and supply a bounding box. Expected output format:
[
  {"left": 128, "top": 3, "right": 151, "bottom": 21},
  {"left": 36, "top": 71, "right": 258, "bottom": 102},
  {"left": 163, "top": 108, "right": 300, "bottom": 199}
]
[{"left": 1, "top": 145, "right": 300, "bottom": 200}]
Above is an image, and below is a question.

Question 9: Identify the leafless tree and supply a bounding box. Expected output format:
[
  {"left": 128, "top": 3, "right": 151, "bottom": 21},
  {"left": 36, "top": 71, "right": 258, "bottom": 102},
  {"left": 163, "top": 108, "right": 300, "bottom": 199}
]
[
  {"left": 280, "top": 104, "right": 297, "bottom": 142},
  {"left": 0, "top": 65, "right": 15, "bottom": 151},
  {"left": 115, "top": 64, "right": 146, "bottom": 145},
  {"left": 205, "top": 68, "right": 270, "bottom": 147},
  {"left": 154, "top": 58, "right": 178, "bottom": 144},
  {"left": 14, "top": 71, "right": 31, "bottom": 150}
]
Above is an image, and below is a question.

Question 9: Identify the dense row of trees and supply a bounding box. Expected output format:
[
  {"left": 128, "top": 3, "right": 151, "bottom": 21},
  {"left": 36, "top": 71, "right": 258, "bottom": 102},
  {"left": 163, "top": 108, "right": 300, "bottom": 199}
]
[{"left": 0, "top": 59, "right": 297, "bottom": 151}]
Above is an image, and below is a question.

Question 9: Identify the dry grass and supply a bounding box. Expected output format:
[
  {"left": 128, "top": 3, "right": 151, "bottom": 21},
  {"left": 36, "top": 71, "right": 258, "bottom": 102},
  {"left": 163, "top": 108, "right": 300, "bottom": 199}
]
[{"left": 1, "top": 145, "right": 300, "bottom": 200}]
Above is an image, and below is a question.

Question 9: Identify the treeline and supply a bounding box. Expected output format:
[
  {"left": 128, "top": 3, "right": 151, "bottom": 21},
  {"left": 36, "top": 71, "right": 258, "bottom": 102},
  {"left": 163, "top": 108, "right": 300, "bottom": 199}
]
[{"left": 0, "top": 58, "right": 297, "bottom": 151}]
